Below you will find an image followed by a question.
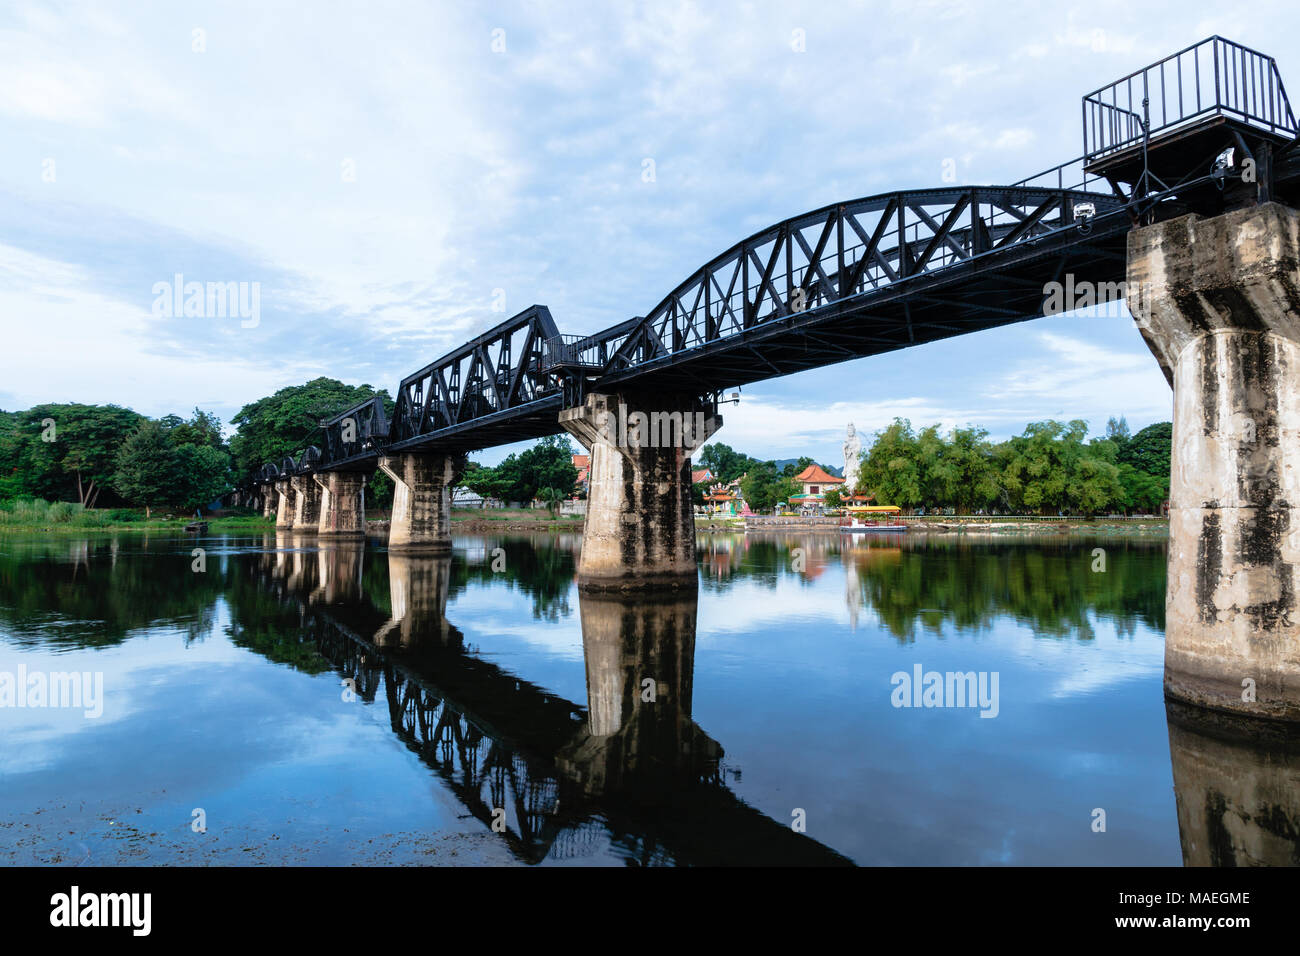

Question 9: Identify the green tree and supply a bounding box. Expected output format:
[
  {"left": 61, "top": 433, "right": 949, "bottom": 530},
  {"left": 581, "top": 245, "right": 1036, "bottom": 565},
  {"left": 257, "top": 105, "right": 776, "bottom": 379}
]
[
  {"left": 741, "top": 461, "right": 799, "bottom": 514},
  {"left": 944, "top": 426, "right": 1001, "bottom": 512},
  {"left": 174, "top": 444, "right": 233, "bottom": 512},
  {"left": 228, "top": 378, "right": 393, "bottom": 478},
  {"left": 113, "top": 421, "right": 179, "bottom": 517},
  {"left": 1117, "top": 462, "right": 1169, "bottom": 513},
  {"left": 1117, "top": 421, "right": 1172, "bottom": 476},
  {"left": 167, "top": 408, "right": 225, "bottom": 449},
  {"left": 1106, "top": 415, "right": 1132, "bottom": 445},
  {"left": 999, "top": 420, "right": 1123, "bottom": 515},
  {"left": 515, "top": 435, "right": 578, "bottom": 502},
  {"left": 462, "top": 461, "right": 509, "bottom": 504},
  {"left": 859, "top": 419, "right": 922, "bottom": 508},
  {"left": 698, "top": 442, "right": 756, "bottom": 483},
  {"left": 538, "top": 486, "right": 565, "bottom": 519},
  {"left": 0, "top": 404, "right": 145, "bottom": 506},
  {"left": 483, "top": 435, "right": 578, "bottom": 504},
  {"left": 692, "top": 480, "right": 712, "bottom": 507},
  {"left": 782, "top": 456, "right": 815, "bottom": 479}
]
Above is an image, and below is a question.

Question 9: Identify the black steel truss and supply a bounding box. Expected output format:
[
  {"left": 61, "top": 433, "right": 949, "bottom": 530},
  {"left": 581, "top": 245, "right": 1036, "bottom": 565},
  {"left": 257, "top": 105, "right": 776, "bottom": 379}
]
[{"left": 239, "top": 37, "right": 1300, "bottom": 491}]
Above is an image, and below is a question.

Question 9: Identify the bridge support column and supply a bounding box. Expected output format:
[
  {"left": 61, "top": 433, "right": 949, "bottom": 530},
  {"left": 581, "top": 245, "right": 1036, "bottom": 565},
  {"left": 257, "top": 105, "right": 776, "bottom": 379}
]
[
  {"left": 314, "top": 471, "right": 367, "bottom": 536},
  {"left": 377, "top": 453, "right": 458, "bottom": 552},
  {"left": 261, "top": 486, "right": 276, "bottom": 519},
  {"left": 274, "top": 479, "right": 294, "bottom": 530},
  {"left": 290, "top": 475, "right": 321, "bottom": 532},
  {"left": 560, "top": 391, "right": 720, "bottom": 591},
  {"left": 1129, "top": 202, "right": 1300, "bottom": 721}
]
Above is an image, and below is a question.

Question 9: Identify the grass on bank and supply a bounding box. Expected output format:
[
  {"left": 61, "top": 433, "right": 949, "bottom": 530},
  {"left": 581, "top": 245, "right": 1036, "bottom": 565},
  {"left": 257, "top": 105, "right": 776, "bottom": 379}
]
[
  {"left": 450, "top": 507, "right": 580, "bottom": 523},
  {"left": 0, "top": 498, "right": 273, "bottom": 532}
]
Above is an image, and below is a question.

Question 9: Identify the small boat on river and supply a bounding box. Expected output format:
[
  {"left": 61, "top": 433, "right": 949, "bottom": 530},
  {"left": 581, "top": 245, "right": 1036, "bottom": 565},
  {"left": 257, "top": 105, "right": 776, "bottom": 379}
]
[{"left": 840, "top": 505, "right": 907, "bottom": 533}]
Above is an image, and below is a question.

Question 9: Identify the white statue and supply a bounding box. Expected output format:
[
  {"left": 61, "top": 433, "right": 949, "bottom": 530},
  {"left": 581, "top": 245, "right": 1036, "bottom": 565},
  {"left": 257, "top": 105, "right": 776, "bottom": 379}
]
[{"left": 842, "top": 422, "right": 862, "bottom": 494}]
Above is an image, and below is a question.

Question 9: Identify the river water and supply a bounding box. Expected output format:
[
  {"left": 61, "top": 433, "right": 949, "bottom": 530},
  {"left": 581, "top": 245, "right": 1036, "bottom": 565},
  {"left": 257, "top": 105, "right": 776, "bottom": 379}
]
[{"left": 1, "top": 530, "right": 1294, "bottom": 866}]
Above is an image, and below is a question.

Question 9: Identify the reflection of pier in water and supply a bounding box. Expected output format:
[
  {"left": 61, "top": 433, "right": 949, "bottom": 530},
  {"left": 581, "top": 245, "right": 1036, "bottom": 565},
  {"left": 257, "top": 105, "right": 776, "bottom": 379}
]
[
  {"left": 252, "top": 535, "right": 852, "bottom": 865},
  {"left": 1167, "top": 702, "right": 1300, "bottom": 866}
]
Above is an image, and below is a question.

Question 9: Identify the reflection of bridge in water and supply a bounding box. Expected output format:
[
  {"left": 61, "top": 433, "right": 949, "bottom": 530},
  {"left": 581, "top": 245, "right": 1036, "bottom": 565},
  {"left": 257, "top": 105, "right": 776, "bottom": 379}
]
[{"left": 248, "top": 535, "right": 853, "bottom": 865}]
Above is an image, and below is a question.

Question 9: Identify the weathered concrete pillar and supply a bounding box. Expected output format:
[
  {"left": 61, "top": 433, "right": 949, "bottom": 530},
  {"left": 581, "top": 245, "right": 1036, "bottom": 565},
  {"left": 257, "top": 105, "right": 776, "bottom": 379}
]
[
  {"left": 1128, "top": 202, "right": 1300, "bottom": 721},
  {"left": 261, "top": 485, "right": 276, "bottom": 519},
  {"left": 560, "top": 391, "right": 720, "bottom": 591},
  {"left": 314, "top": 471, "right": 367, "bottom": 536},
  {"left": 274, "top": 479, "right": 294, "bottom": 530},
  {"left": 290, "top": 475, "right": 321, "bottom": 531},
  {"left": 377, "top": 452, "right": 457, "bottom": 552}
]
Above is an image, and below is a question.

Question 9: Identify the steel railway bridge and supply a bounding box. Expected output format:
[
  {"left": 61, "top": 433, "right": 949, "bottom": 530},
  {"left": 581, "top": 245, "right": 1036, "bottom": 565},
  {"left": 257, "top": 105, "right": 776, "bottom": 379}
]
[
  {"left": 239, "top": 36, "right": 1298, "bottom": 489},
  {"left": 234, "top": 39, "right": 1300, "bottom": 721}
]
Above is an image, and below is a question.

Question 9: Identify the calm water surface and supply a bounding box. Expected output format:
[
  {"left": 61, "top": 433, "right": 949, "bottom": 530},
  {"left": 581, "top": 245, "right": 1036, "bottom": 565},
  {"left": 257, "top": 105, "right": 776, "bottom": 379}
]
[{"left": 0, "top": 530, "right": 1292, "bottom": 865}]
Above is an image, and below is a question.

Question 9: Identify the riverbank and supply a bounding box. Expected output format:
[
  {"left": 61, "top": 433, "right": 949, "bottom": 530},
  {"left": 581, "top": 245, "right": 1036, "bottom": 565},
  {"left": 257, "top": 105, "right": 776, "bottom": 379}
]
[
  {"left": 0, "top": 513, "right": 275, "bottom": 534},
  {"left": 696, "top": 515, "right": 1169, "bottom": 537},
  {"left": 0, "top": 505, "right": 587, "bottom": 535},
  {"left": 449, "top": 508, "right": 584, "bottom": 532}
]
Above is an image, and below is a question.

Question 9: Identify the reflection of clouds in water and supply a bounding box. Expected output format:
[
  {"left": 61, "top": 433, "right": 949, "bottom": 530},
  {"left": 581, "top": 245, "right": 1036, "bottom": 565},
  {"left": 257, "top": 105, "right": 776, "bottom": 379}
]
[
  {"left": 1003, "top": 617, "right": 1163, "bottom": 700},
  {"left": 0, "top": 602, "right": 251, "bottom": 776},
  {"left": 697, "top": 575, "right": 848, "bottom": 638},
  {"left": 452, "top": 586, "right": 584, "bottom": 661}
]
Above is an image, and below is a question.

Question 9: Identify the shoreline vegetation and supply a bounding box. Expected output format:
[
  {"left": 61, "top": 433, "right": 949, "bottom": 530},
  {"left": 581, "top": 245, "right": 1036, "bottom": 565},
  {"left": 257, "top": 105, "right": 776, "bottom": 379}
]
[
  {"left": 0, "top": 501, "right": 591, "bottom": 534},
  {"left": 0, "top": 499, "right": 274, "bottom": 533},
  {"left": 0, "top": 498, "right": 1167, "bottom": 537},
  {"left": 699, "top": 514, "right": 1169, "bottom": 536}
]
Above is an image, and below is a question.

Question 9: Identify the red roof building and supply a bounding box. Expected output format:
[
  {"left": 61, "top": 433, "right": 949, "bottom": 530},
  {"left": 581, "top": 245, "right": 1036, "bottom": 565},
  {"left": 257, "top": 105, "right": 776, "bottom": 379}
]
[
  {"left": 787, "top": 463, "right": 851, "bottom": 509},
  {"left": 572, "top": 454, "right": 589, "bottom": 494},
  {"left": 793, "top": 464, "right": 844, "bottom": 497}
]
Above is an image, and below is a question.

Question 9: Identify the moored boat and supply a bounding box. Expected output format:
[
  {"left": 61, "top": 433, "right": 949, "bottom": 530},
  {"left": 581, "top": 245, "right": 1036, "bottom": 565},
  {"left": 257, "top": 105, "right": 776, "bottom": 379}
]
[{"left": 839, "top": 505, "right": 906, "bottom": 533}]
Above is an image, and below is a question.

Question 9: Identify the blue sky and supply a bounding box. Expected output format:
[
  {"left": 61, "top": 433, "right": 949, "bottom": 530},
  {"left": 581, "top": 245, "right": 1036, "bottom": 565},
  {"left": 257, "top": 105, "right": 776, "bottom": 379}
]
[{"left": 3, "top": 1, "right": 1296, "bottom": 466}]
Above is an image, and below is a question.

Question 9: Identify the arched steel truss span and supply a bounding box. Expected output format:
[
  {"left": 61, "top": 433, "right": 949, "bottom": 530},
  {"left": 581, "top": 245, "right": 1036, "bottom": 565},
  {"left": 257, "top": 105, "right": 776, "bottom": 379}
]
[{"left": 250, "top": 182, "right": 1131, "bottom": 479}]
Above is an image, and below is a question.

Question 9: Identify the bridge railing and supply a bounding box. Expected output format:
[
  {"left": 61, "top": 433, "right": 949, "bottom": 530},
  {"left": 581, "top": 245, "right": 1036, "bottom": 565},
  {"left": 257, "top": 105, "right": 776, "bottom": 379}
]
[
  {"left": 535, "top": 334, "right": 605, "bottom": 373},
  {"left": 1083, "top": 36, "right": 1297, "bottom": 164},
  {"left": 1011, "top": 155, "right": 1115, "bottom": 196}
]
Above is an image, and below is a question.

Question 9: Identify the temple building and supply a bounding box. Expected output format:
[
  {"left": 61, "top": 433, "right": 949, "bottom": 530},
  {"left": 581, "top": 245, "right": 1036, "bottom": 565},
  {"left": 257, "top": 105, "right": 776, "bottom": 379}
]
[{"left": 788, "top": 464, "right": 844, "bottom": 510}]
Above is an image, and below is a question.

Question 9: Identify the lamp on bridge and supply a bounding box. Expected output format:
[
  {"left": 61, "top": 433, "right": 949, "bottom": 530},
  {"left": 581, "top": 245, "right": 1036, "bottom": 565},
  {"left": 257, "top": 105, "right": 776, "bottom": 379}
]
[{"left": 1072, "top": 201, "right": 1096, "bottom": 235}]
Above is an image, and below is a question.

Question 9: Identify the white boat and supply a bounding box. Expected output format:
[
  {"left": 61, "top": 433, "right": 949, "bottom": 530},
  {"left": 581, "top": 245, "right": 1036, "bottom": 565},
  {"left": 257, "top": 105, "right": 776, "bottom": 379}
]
[{"left": 839, "top": 506, "right": 907, "bottom": 533}]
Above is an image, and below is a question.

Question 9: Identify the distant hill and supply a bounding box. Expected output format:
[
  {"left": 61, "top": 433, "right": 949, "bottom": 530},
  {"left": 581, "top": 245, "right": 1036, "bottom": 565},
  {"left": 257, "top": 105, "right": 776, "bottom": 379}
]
[{"left": 772, "top": 458, "right": 842, "bottom": 477}]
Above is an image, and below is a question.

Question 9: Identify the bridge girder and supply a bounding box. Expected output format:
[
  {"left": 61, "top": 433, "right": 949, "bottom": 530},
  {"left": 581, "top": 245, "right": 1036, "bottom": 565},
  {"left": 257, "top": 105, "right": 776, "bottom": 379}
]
[{"left": 248, "top": 183, "right": 1133, "bottom": 484}]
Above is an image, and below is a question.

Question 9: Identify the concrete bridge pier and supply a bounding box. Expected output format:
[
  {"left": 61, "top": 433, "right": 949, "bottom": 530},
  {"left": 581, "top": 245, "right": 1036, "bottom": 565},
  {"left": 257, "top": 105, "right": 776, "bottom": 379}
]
[
  {"left": 377, "top": 453, "right": 459, "bottom": 552},
  {"left": 290, "top": 475, "right": 321, "bottom": 532},
  {"left": 314, "top": 471, "right": 367, "bottom": 536},
  {"left": 1129, "top": 202, "right": 1300, "bottom": 721},
  {"left": 261, "top": 485, "right": 276, "bottom": 519},
  {"left": 274, "top": 479, "right": 294, "bottom": 530},
  {"left": 560, "top": 391, "right": 721, "bottom": 591}
]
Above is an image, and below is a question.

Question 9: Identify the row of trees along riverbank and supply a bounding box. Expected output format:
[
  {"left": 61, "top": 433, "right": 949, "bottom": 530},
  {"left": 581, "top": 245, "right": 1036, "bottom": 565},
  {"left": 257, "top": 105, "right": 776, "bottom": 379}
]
[
  {"left": 2, "top": 371, "right": 1170, "bottom": 523},
  {"left": 695, "top": 417, "right": 1171, "bottom": 516},
  {"left": 0, "top": 405, "right": 231, "bottom": 519},
  {"left": 0, "top": 378, "right": 397, "bottom": 523}
]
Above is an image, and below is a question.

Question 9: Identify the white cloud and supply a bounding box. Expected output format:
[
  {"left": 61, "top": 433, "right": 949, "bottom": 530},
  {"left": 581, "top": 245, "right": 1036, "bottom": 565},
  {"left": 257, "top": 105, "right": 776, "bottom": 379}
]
[
  {"left": 702, "top": 393, "right": 991, "bottom": 458},
  {"left": 0, "top": 0, "right": 1282, "bottom": 436},
  {"left": 989, "top": 328, "right": 1171, "bottom": 424},
  {"left": 0, "top": 243, "right": 279, "bottom": 415}
]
